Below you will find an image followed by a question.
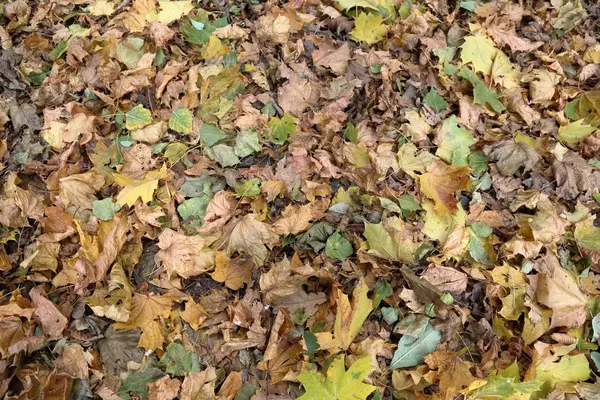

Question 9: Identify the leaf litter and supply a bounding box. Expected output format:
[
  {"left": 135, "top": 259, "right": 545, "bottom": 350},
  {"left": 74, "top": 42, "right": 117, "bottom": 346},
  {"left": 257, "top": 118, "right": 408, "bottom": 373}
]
[{"left": 1, "top": 0, "right": 600, "bottom": 399}]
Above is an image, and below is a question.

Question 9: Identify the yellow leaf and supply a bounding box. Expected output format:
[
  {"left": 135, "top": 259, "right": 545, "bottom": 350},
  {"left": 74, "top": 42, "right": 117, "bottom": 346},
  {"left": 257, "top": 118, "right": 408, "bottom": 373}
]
[
  {"left": 138, "top": 320, "right": 164, "bottom": 351},
  {"left": 113, "top": 292, "right": 173, "bottom": 330},
  {"left": 272, "top": 203, "right": 316, "bottom": 236},
  {"left": 41, "top": 121, "right": 66, "bottom": 150},
  {"left": 332, "top": 281, "right": 374, "bottom": 352},
  {"left": 350, "top": 12, "right": 387, "bottom": 45},
  {"left": 113, "top": 164, "right": 168, "bottom": 207},
  {"left": 180, "top": 298, "right": 208, "bottom": 330},
  {"left": 210, "top": 252, "right": 253, "bottom": 290},
  {"left": 86, "top": 261, "right": 132, "bottom": 322},
  {"left": 297, "top": 355, "right": 375, "bottom": 400},
  {"left": 89, "top": 1, "right": 116, "bottom": 17},
  {"left": 146, "top": 0, "right": 194, "bottom": 25},
  {"left": 460, "top": 34, "right": 499, "bottom": 75},
  {"left": 201, "top": 35, "right": 230, "bottom": 60},
  {"left": 419, "top": 160, "right": 471, "bottom": 216}
]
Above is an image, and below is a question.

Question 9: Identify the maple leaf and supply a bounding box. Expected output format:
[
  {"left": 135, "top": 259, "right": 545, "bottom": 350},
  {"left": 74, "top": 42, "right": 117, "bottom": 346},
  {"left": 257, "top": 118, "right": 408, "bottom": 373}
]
[
  {"left": 227, "top": 214, "right": 278, "bottom": 266},
  {"left": 350, "top": 12, "right": 387, "bottom": 45},
  {"left": 363, "top": 220, "right": 417, "bottom": 262},
  {"left": 460, "top": 34, "right": 498, "bottom": 75},
  {"left": 483, "top": 139, "right": 540, "bottom": 176},
  {"left": 297, "top": 355, "right": 376, "bottom": 400},
  {"left": 156, "top": 228, "right": 219, "bottom": 279},
  {"left": 113, "top": 164, "right": 168, "bottom": 207},
  {"left": 419, "top": 160, "right": 471, "bottom": 216},
  {"left": 146, "top": 0, "right": 194, "bottom": 25},
  {"left": 210, "top": 251, "right": 253, "bottom": 290}
]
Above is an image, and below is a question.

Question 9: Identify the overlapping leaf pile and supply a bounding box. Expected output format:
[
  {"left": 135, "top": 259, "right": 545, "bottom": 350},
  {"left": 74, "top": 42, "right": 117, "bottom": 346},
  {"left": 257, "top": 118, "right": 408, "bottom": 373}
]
[{"left": 1, "top": 0, "right": 600, "bottom": 399}]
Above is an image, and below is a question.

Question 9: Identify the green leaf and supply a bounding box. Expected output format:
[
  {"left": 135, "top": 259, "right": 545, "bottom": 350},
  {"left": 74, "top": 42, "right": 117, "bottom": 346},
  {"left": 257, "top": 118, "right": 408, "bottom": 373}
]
[
  {"left": 468, "top": 229, "right": 496, "bottom": 265},
  {"left": 117, "top": 366, "right": 164, "bottom": 399},
  {"left": 381, "top": 307, "right": 398, "bottom": 324},
  {"left": 468, "top": 151, "right": 488, "bottom": 174},
  {"left": 350, "top": 12, "right": 388, "bottom": 45},
  {"left": 235, "top": 178, "right": 261, "bottom": 197},
  {"left": 459, "top": 0, "right": 476, "bottom": 12},
  {"left": 303, "top": 330, "right": 320, "bottom": 356},
  {"left": 169, "top": 108, "right": 193, "bottom": 134},
  {"left": 177, "top": 197, "right": 210, "bottom": 221},
  {"left": 471, "top": 221, "right": 493, "bottom": 238},
  {"left": 199, "top": 123, "right": 226, "bottom": 146},
  {"left": 398, "top": 194, "right": 421, "bottom": 211},
  {"left": 390, "top": 322, "right": 441, "bottom": 369},
  {"left": 125, "top": 105, "right": 152, "bottom": 130},
  {"left": 164, "top": 142, "right": 189, "bottom": 164},
  {"left": 234, "top": 383, "right": 259, "bottom": 400},
  {"left": 343, "top": 122, "right": 358, "bottom": 143},
  {"left": 156, "top": 342, "right": 201, "bottom": 377},
  {"left": 325, "top": 232, "right": 353, "bottom": 261},
  {"left": 372, "top": 278, "right": 392, "bottom": 309},
  {"left": 267, "top": 115, "right": 297, "bottom": 145},
  {"left": 92, "top": 198, "right": 121, "bottom": 221},
  {"left": 297, "top": 355, "right": 375, "bottom": 400},
  {"left": 459, "top": 67, "right": 505, "bottom": 113},
  {"left": 575, "top": 218, "right": 600, "bottom": 250},
  {"left": 468, "top": 363, "right": 543, "bottom": 399},
  {"left": 234, "top": 131, "right": 261, "bottom": 157},
  {"left": 435, "top": 115, "right": 474, "bottom": 166},
  {"left": 422, "top": 88, "right": 448, "bottom": 112},
  {"left": 558, "top": 119, "right": 596, "bottom": 144},
  {"left": 116, "top": 37, "right": 145, "bottom": 69},
  {"left": 205, "top": 144, "right": 240, "bottom": 167},
  {"left": 296, "top": 222, "right": 336, "bottom": 253},
  {"left": 564, "top": 99, "right": 579, "bottom": 120}
]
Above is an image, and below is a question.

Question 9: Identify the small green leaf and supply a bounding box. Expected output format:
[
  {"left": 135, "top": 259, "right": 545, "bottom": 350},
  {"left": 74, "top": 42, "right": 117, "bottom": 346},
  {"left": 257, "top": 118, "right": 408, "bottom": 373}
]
[
  {"left": 468, "top": 229, "right": 495, "bottom": 265},
  {"left": 459, "top": 0, "right": 476, "bottom": 12},
  {"left": 423, "top": 88, "right": 448, "bottom": 112},
  {"left": 92, "top": 199, "right": 121, "bottom": 221},
  {"left": 343, "top": 122, "right": 358, "bottom": 143},
  {"left": 398, "top": 194, "right": 421, "bottom": 211},
  {"left": 156, "top": 342, "right": 201, "bottom": 377},
  {"left": 267, "top": 114, "right": 297, "bottom": 145},
  {"left": 459, "top": 67, "right": 505, "bottom": 113},
  {"left": 381, "top": 307, "right": 398, "bottom": 324},
  {"left": 199, "top": 123, "right": 226, "bottom": 146},
  {"left": 372, "top": 278, "right": 392, "bottom": 309},
  {"left": 435, "top": 115, "right": 474, "bottom": 166},
  {"left": 117, "top": 366, "right": 164, "bottom": 399},
  {"left": 235, "top": 178, "right": 261, "bottom": 197},
  {"left": 391, "top": 322, "right": 441, "bottom": 369},
  {"left": 564, "top": 99, "right": 579, "bottom": 120},
  {"left": 325, "top": 232, "right": 353, "bottom": 261},
  {"left": 558, "top": 119, "right": 596, "bottom": 144},
  {"left": 234, "top": 383, "right": 259, "bottom": 400},
  {"left": 468, "top": 151, "right": 488, "bottom": 174},
  {"left": 205, "top": 144, "right": 240, "bottom": 167},
  {"left": 303, "top": 331, "right": 320, "bottom": 356},
  {"left": 164, "top": 142, "right": 189, "bottom": 164},
  {"left": 234, "top": 131, "right": 261, "bottom": 157},
  {"left": 125, "top": 105, "right": 152, "bottom": 130},
  {"left": 471, "top": 221, "right": 493, "bottom": 238},
  {"left": 177, "top": 197, "right": 210, "bottom": 221},
  {"left": 169, "top": 108, "right": 193, "bottom": 133}
]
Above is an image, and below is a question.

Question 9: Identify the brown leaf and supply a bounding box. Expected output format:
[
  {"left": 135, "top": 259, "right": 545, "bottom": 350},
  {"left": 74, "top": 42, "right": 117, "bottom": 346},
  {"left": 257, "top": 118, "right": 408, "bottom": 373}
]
[
  {"left": 210, "top": 251, "right": 253, "bottom": 290},
  {"left": 422, "top": 265, "right": 468, "bottom": 293},
  {"left": 180, "top": 366, "right": 217, "bottom": 400},
  {"left": 552, "top": 151, "right": 592, "bottom": 200},
  {"left": 156, "top": 229, "right": 219, "bottom": 278},
  {"left": 259, "top": 254, "right": 314, "bottom": 303},
  {"left": 58, "top": 170, "right": 105, "bottom": 210},
  {"left": 419, "top": 160, "right": 471, "bottom": 215},
  {"left": 312, "top": 42, "right": 351, "bottom": 75},
  {"left": 487, "top": 25, "right": 542, "bottom": 52},
  {"left": 30, "top": 286, "right": 68, "bottom": 339},
  {"left": 148, "top": 376, "right": 181, "bottom": 400},
  {"left": 227, "top": 214, "right": 278, "bottom": 267},
  {"left": 483, "top": 139, "right": 540, "bottom": 176},
  {"left": 277, "top": 75, "right": 320, "bottom": 116},
  {"left": 216, "top": 371, "right": 242, "bottom": 400},
  {"left": 274, "top": 289, "right": 327, "bottom": 315}
]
